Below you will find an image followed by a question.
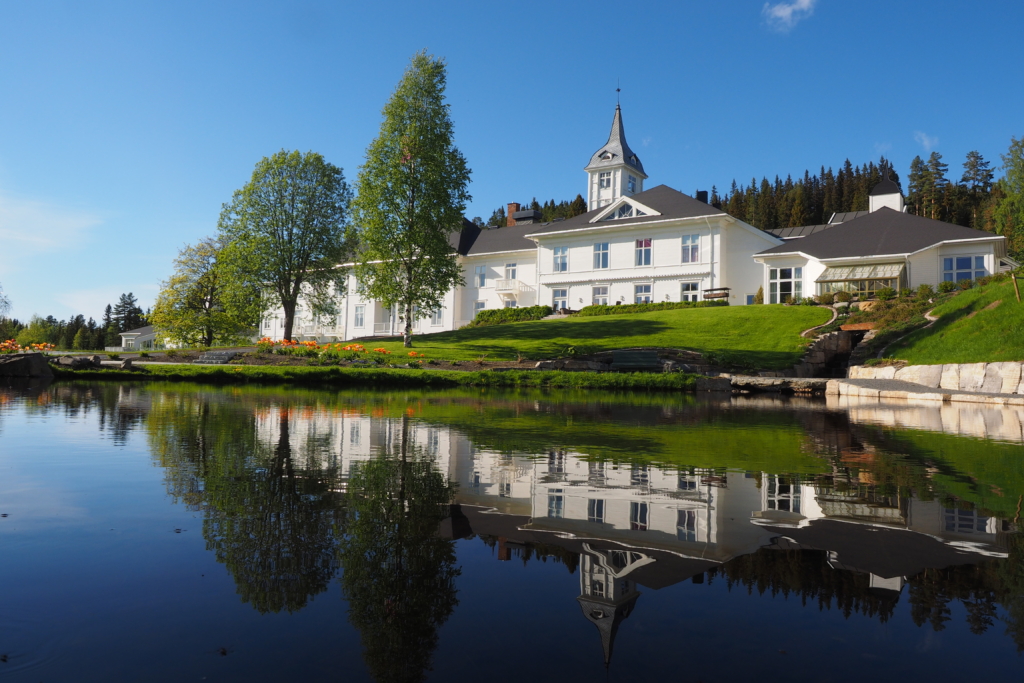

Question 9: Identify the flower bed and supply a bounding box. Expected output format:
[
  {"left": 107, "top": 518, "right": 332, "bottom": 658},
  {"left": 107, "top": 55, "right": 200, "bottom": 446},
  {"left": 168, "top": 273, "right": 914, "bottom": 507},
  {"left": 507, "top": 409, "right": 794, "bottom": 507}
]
[
  {"left": 254, "top": 337, "right": 425, "bottom": 365},
  {"left": 1, "top": 339, "right": 56, "bottom": 354}
]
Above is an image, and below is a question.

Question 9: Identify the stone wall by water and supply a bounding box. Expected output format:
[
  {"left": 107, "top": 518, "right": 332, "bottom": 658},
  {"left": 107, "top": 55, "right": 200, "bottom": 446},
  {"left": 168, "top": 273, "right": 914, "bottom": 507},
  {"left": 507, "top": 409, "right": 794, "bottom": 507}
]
[{"left": 849, "top": 362, "right": 1024, "bottom": 394}]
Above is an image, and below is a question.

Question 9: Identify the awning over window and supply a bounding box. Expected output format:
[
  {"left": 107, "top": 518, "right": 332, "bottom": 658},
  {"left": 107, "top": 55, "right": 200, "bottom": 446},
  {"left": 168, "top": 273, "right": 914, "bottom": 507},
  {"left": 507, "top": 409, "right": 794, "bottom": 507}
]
[{"left": 816, "top": 263, "right": 905, "bottom": 283}]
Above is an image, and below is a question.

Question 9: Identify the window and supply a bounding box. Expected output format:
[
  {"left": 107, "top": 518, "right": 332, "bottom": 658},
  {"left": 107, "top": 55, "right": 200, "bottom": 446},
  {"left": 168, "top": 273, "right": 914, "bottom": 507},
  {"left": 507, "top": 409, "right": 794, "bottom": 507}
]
[
  {"left": 766, "top": 478, "right": 801, "bottom": 514},
  {"left": 635, "top": 238, "right": 652, "bottom": 266},
  {"left": 678, "top": 475, "right": 697, "bottom": 491},
  {"left": 553, "top": 289, "right": 568, "bottom": 310},
  {"left": 681, "top": 282, "right": 700, "bottom": 302},
  {"left": 746, "top": 294, "right": 755, "bottom": 305},
  {"left": 677, "top": 510, "right": 697, "bottom": 542},
  {"left": 350, "top": 422, "right": 361, "bottom": 446},
  {"left": 593, "top": 242, "right": 609, "bottom": 269},
  {"left": 263, "top": 318, "right": 271, "bottom": 330},
  {"left": 682, "top": 234, "right": 699, "bottom": 263},
  {"left": 354, "top": 305, "right": 365, "bottom": 328},
  {"left": 588, "top": 499, "right": 605, "bottom": 524},
  {"left": 474, "top": 265, "right": 487, "bottom": 287},
  {"left": 599, "top": 171, "right": 611, "bottom": 189},
  {"left": 590, "top": 580, "right": 605, "bottom": 598},
  {"left": 592, "top": 286, "right": 609, "bottom": 306},
  {"left": 627, "top": 175, "right": 637, "bottom": 193},
  {"left": 499, "top": 481, "right": 511, "bottom": 498},
  {"left": 553, "top": 246, "right": 568, "bottom": 272},
  {"left": 426, "top": 428, "right": 440, "bottom": 455},
  {"left": 629, "top": 502, "right": 648, "bottom": 531},
  {"left": 943, "top": 256, "right": 986, "bottom": 282},
  {"left": 125, "top": 338, "right": 134, "bottom": 349},
  {"left": 769, "top": 267, "right": 803, "bottom": 304},
  {"left": 944, "top": 508, "right": 990, "bottom": 534},
  {"left": 503, "top": 299, "right": 518, "bottom": 308},
  {"left": 605, "top": 203, "right": 648, "bottom": 221},
  {"left": 505, "top": 263, "right": 517, "bottom": 281},
  {"left": 548, "top": 490, "right": 564, "bottom": 518},
  {"left": 635, "top": 284, "right": 652, "bottom": 303},
  {"left": 474, "top": 300, "right": 486, "bottom": 314},
  {"left": 630, "top": 465, "right": 649, "bottom": 486},
  {"left": 431, "top": 309, "right": 443, "bottom": 326}
]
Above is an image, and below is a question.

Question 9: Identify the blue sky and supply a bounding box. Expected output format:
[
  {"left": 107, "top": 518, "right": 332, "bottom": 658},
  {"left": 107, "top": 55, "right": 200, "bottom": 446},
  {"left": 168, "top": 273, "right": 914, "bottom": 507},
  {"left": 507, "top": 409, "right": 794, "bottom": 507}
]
[{"left": 1, "top": 0, "right": 1022, "bottom": 322}]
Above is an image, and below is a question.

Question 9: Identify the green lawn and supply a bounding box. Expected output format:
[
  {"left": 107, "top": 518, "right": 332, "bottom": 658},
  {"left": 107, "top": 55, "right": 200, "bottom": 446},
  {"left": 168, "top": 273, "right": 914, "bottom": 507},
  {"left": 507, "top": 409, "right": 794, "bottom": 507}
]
[
  {"left": 886, "top": 279, "right": 1024, "bottom": 364},
  {"left": 363, "top": 305, "right": 831, "bottom": 369}
]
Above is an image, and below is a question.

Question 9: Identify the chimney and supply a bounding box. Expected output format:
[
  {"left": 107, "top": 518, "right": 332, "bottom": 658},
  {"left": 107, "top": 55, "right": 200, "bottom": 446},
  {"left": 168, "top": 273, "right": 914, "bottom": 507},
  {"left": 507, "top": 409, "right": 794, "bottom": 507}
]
[
  {"left": 507, "top": 202, "right": 520, "bottom": 227},
  {"left": 696, "top": 190, "right": 708, "bottom": 204}
]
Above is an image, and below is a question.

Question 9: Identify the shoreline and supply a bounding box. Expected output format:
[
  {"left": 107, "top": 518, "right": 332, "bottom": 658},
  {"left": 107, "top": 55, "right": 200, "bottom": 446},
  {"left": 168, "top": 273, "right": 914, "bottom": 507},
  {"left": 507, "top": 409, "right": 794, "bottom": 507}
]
[{"left": 50, "top": 364, "right": 699, "bottom": 391}]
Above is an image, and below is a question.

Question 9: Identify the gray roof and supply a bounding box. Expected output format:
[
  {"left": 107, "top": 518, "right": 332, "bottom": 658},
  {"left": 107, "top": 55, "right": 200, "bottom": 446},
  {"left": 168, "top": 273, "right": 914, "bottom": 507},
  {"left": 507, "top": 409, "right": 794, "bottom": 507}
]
[
  {"left": 452, "top": 219, "right": 537, "bottom": 256},
  {"left": 585, "top": 105, "right": 645, "bottom": 176},
  {"left": 757, "top": 207, "right": 1002, "bottom": 259},
  {"left": 870, "top": 176, "right": 902, "bottom": 196},
  {"left": 766, "top": 224, "right": 833, "bottom": 240},
  {"left": 829, "top": 210, "right": 870, "bottom": 224},
  {"left": 524, "top": 185, "right": 724, "bottom": 237},
  {"left": 120, "top": 325, "right": 154, "bottom": 337}
]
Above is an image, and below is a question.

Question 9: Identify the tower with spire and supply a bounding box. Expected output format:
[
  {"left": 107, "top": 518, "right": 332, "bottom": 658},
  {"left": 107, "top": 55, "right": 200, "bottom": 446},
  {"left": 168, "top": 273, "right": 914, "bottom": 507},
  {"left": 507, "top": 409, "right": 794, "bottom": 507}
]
[{"left": 585, "top": 104, "right": 648, "bottom": 210}]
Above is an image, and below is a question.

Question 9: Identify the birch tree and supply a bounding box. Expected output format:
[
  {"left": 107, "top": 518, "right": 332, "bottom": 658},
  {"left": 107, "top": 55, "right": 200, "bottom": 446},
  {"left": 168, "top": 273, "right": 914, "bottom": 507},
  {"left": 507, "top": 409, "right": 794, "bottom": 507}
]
[{"left": 353, "top": 51, "right": 471, "bottom": 347}]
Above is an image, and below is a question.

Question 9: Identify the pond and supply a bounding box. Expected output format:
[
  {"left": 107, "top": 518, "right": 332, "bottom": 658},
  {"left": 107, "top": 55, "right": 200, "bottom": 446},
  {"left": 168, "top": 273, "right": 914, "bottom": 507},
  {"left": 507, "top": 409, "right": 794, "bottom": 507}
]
[{"left": 1, "top": 381, "right": 1023, "bottom": 681}]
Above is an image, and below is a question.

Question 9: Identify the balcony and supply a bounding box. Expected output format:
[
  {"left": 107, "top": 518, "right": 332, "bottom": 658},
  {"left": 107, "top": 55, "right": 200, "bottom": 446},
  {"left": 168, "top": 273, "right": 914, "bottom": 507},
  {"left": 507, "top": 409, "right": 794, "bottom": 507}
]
[
  {"left": 373, "top": 322, "right": 396, "bottom": 336},
  {"left": 494, "top": 279, "right": 535, "bottom": 299}
]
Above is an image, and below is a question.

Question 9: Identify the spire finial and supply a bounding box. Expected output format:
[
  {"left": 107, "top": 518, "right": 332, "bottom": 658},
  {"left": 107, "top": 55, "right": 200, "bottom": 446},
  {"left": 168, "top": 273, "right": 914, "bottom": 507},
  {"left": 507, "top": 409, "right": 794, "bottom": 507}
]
[{"left": 616, "top": 78, "right": 620, "bottom": 106}]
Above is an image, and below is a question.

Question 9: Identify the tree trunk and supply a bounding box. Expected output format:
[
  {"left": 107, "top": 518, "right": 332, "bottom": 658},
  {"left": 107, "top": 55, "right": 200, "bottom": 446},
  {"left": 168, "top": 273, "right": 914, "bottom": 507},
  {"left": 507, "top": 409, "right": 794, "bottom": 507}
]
[
  {"left": 282, "top": 299, "right": 296, "bottom": 341},
  {"left": 403, "top": 300, "right": 413, "bottom": 348}
]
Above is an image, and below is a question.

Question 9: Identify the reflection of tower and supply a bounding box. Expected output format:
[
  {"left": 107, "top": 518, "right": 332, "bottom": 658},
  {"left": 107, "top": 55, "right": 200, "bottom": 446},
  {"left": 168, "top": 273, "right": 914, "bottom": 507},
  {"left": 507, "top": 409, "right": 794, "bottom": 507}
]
[{"left": 576, "top": 544, "right": 647, "bottom": 667}]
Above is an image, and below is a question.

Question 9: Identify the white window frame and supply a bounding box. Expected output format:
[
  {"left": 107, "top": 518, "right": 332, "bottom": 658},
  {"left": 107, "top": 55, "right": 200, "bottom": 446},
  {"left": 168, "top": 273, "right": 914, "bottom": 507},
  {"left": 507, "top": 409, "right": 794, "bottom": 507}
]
[
  {"left": 354, "top": 305, "right": 365, "bottom": 328},
  {"left": 430, "top": 309, "right": 443, "bottom": 326},
  {"left": 552, "top": 289, "right": 568, "bottom": 310},
  {"left": 599, "top": 171, "right": 611, "bottom": 189},
  {"left": 503, "top": 299, "right": 518, "bottom": 309},
  {"left": 943, "top": 255, "right": 986, "bottom": 282},
  {"left": 768, "top": 267, "right": 803, "bottom": 304},
  {"left": 505, "top": 263, "right": 517, "bottom": 281},
  {"left": 474, "top": 265, "right": 487, "bottom": 287},
  {"left": 627, "top": 175, "right": 637, "bottom": 193},
  {"left": 681, "top": 281, "right": 700, "bottom": 302},
  {"left": 553, "top": 246, "right": 568, "bottom": 273},
  {"left": 635, "top": 238, "right": 652, "bottom": 266},
  {"left": 635, "top": 283, "right": 652, "bottom": 304},
  {"left": 593, "top": 242, "right": 609, "bottom": 269},
  {"left": 592, "top": 286, "right": 609, "bottom": 306},
  {"left": 682, "top": 234, "right": 700, "bottom": 264},
  {"left": 473, "top": 300, "right": 486, "bottom": 314}
]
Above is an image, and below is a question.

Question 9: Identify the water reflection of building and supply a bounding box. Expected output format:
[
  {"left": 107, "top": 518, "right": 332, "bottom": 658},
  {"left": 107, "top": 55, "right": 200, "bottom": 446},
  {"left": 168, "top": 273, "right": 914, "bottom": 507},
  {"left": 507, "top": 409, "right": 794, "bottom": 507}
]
[{"left": 237, "top": 408, "right": 1013, "bottom": 665}]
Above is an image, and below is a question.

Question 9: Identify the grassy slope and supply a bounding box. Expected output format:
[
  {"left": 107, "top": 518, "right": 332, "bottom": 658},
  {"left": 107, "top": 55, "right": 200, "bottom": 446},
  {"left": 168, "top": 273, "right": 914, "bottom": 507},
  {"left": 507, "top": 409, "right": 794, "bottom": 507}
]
[
  {"left": 886, "top": 279, "right": 1024, "bottom": 364},
  {"left": 362, "top": 305, "right": 831, "bottom": 369}
]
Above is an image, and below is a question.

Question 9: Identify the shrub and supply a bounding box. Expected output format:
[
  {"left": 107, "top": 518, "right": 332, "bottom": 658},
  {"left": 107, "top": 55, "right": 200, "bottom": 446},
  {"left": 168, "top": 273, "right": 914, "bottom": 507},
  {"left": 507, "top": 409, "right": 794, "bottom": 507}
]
[
  {"left": 466, "top": 305, "right": 552, "bottom": 327},
  {"left": 957, "top": 278, "right": 974, "bottom": 291},
  {"left": 817, "top": 292, "right": 835, "bottom": 305},
  {"left": 108, "top": 353, "right": 121, "bottom": 360},
  {"left": 916, "top": 283, "right": 935, "bottom": 300},
  {"left": 938, "top": 280, "right": 957, "bottom": 293},
  {"left": 573, "top": 300, "right": 728, "bottom": 317},
  {"left": 754, "top": 286, "right": 764, "bottom": 305},
  {"left": 875, "top": 287, "right": 896, "bottom": 301},
  {"left": 835, "top": 291, "right": 851, "bottom": 303}
]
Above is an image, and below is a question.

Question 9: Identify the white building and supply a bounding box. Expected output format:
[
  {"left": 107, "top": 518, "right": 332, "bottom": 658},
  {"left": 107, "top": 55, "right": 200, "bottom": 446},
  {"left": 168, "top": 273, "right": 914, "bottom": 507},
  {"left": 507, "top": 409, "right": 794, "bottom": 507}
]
[
  {"left": 754, "top": 176, "right": 1019, "bottom": 303},
  {"left": 261, "top": 106, "right": 782, "bottom": 342}
]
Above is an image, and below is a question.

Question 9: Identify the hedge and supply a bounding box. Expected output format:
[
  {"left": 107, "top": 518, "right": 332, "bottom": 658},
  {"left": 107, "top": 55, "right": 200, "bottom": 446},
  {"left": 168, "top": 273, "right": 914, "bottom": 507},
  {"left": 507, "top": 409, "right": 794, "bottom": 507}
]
[
  {"left": 465, "top": 305, "right": 553, "bottom": 327},
  {"left": 573, "top": 300, "right": 728, "bottom": 317}
]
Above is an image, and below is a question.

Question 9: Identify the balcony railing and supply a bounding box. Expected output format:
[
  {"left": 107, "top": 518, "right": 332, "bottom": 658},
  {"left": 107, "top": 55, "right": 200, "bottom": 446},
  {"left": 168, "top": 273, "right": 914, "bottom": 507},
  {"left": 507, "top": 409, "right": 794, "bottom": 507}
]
[
  {"left": 373, "top": 322, "right": 395, "bottom": 335},
  {"left": 494, "top": 279, "right": 535, "bottom": 297}
]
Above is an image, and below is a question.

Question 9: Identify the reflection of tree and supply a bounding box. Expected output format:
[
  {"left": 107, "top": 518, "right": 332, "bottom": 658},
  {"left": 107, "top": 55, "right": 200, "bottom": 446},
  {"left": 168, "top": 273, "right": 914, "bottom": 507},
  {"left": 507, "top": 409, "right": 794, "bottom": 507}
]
[
  {"left": 148, "top": 394, "right": 344, "bottom": 614},
  {"left": 338, "top": 415, "right": 460, "bottom": 683}
]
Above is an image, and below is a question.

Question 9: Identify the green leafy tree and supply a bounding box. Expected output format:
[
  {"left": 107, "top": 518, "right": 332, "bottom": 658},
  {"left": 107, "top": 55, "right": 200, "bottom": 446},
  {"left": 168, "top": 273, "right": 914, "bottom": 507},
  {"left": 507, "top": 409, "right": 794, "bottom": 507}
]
[
  {"left": 72, "top": 327, "right": 88, "bottom": 350},
  {"left": 338, "top": 415, "right": 460, "bottom": 682},
  {"left": 217, "top": 150, "right": 354, "bottom": 341},
  {"left": 0, "top": 282, "right": 10, "bottom": 319},
  {"left": 150, "top": 237, "right": 254, "bottom": 347},
  {"left": 994, "top": 137, "right": 1024, "bottom": 258},
  {"left": 353, "top": 51, "right": 471, "bottom": 347}
]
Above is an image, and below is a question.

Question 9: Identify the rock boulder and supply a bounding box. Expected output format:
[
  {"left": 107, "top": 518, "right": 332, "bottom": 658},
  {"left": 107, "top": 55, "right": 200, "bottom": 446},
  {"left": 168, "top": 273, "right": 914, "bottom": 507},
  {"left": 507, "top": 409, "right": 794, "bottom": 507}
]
[{"left": 0, "top": 352, "right": 54, "bottom": 378}]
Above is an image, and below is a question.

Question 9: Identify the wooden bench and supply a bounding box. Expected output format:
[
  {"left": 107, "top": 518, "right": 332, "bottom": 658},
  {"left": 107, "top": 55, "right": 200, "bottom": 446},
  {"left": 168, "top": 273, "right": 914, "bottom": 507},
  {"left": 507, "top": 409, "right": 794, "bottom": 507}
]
[{"left": 609, "top": 349, "right": 663, "bottom": 372}]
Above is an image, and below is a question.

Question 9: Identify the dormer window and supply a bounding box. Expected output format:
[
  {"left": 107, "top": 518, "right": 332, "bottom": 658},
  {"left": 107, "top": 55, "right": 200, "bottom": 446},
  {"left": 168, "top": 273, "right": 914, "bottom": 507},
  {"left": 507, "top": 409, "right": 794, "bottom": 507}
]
[
  {"left": 601, "top": 151, "right": 614, "bottom": 160},
  {"left": 603, "top": 202, "right": 647, "bottom": 220},
  {"left": 599, "top": 172, "right": 611, "bottom": 189}
]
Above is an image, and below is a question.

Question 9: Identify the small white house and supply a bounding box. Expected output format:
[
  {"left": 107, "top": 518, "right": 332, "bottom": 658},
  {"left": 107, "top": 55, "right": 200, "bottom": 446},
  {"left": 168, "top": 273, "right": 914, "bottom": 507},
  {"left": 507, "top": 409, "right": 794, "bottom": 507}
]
[{"left": 754, "top": 179, "right": 1018, "bottom": 302}]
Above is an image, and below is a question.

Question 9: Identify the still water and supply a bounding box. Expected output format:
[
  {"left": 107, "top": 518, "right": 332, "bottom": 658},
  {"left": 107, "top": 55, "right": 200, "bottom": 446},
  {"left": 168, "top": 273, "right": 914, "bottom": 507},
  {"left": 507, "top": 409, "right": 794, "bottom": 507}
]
[{"left": 1, "top": 381, "right": 1023, "bottom": 682}]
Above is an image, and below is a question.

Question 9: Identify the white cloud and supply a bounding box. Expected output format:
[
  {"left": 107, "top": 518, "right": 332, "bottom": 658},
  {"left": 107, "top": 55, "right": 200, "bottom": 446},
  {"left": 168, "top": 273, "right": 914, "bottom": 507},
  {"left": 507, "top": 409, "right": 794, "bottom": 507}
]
[
  {"left": 0, "top": 193, "right": 102, "bottom": 264},
  {"left": 874, "top": 142, "right": 892, "bottom": 154},
  {"left": 914, "top": 131, "right": 938, "bottom": 152},
  {"left": 642, "top": 137, "right": 652, "bottom": 147},
  {"left": 762, "top": 0, "right": 817, "bottom": 32}
]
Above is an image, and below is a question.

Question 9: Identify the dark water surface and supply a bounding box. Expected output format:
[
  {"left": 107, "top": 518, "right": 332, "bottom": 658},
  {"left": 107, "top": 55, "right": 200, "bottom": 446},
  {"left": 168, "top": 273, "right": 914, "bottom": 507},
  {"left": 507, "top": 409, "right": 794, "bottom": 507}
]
[{"left": 1, "top": 381, "right": 1023, "bottom": 682}]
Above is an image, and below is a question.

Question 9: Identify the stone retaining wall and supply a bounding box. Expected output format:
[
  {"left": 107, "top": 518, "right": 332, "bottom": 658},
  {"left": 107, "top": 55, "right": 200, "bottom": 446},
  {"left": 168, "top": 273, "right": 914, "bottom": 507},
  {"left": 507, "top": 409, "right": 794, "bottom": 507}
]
[
  {"left": 761, "top": 330, "right": 856, "bottom": 378},
  {"left": 849, "top": 362, "right": 1024, "bottom": 394}
]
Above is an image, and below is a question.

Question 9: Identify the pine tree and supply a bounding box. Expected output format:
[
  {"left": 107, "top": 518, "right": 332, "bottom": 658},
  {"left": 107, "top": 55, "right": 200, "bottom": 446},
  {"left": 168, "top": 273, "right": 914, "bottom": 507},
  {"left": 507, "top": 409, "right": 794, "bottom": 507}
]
[{"left": 962, "top": 150, "right": 994, "bottom": 228}]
